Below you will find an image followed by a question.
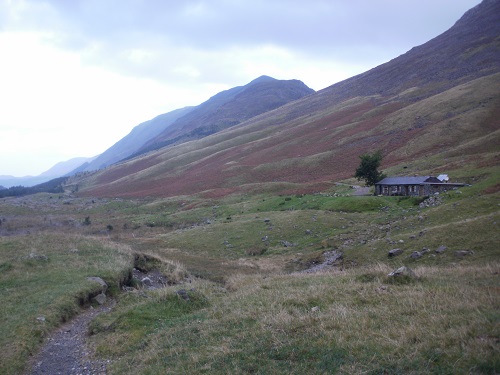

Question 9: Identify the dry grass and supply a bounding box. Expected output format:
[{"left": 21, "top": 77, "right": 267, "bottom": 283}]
[{"left": 88, "top": 263, "right": 499, "bottom": 374}]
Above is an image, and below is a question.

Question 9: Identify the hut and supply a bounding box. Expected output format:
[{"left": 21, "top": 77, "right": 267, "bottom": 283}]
[{"left": 375, "top": 176, "right": 466, "bottom": 196}]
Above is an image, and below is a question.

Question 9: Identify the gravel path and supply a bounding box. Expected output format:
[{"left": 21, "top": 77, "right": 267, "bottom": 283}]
[
  {"left": 29, "top": 268, "right": 168, "bottom": 375},
  {"left": 29, "top": 303, "right": 113, "bottom": 375}
]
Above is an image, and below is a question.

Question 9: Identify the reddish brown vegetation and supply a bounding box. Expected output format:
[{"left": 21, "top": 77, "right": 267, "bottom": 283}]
[
  {"left": 79, "top": 0, "right": 500, "bottom": 199},
  {"left": 80, "top": 82, "right": 499, "bottom": 199}
]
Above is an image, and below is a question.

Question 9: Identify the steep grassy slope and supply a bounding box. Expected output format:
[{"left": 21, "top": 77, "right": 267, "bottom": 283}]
[
  {"left": 135, "top": 76, "right": 314, "bottom": 156},
  {"left": 317, "top": 0, "right": 500, "bottom": 103},
  {"left": 78, "top": 72, "right": 500, "bottom": 198},
  {"left": 76, "top": 0, "right": 500, "bottom": 199}
]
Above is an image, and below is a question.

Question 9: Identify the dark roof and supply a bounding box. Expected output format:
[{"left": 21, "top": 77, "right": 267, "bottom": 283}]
[{"left": 376, "top": 176, "right": 438, "bottom": 185}]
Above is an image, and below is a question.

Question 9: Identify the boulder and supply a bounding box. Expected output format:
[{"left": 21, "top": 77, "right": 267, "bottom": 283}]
[
  {"left": 435, "top": 245, "right": 447, "bottom": 254},
  {"left": 455, "top": 250, "right": 474, "bottom": 257},
  {"left": 87, "top": 277, "right": 108, "bottom": 293},
  {"left": 93, "top": 293, "right": 107, "bottom": 305},
  {"left": 410, "top": 251, "right": 423, "bottom": 259},
  {"left": 388, "top": 266, "right": 416, "bottom": 278},
  {"left": 388, "top": 248, "right": 404, "bottom": 257}
]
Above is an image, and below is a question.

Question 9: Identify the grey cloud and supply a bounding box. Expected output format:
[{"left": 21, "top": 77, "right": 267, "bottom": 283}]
[
  {"left": 2, "top": 0, "right": 481, "bottom": 86},
  {"left": 15, "top": 0, "right": 480, "bottom": 50}
]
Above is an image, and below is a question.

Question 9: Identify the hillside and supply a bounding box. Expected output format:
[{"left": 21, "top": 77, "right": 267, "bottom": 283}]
[
  {"left": 2, "top": 2, "right": 499, "bottom": 374},
  {"left": 78, "top": 76, "right": 313, "bottom": 173},
  {"left": 318, "top": 0, "right": 500, "bottom": 104},
  {"left": 133, "top": 76, "right": 315, "bottom": 156},
  {"left": 77, "top": 0, "right": 500, "bottom": 199},
  {"left": 81, "top": 106, "right": 194, "bottom": 172}
]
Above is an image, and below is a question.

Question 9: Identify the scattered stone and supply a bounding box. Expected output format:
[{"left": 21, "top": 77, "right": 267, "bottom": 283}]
[
  {"left": 176, "top": 289, "right": 190, "bottom": 301},
  {"left": 93, "top": 293, "right": 107, "bottom": 305},
  {"left": 25, "top": 252, "right": 48, "bottom": 261},
  {"left": 280, "top": 240, "right": 295, "bottom": 247},
  {"left": 409, "top": 235, "right": 416, "bottom": 239},
  {"left": 36, "top": 316, "right": 46, "bottom": 322},
  {"left": 311, "top": 306, "right": 320, "bottom": 312},
  {"left": 141, "top": 277, "right": 153, "bottom": 286},
  {"left": 305, "top": 229, "right": 312, "bottom": 235},
  {"left": 410, "top": 251, "right": 423, "bottom": 259},
  {"left": 261, "top": 235, "right": 269, "bottom": 242},
  {"left": 300, "top": 250, "right": 343, "bottom": 273},
  {"left": 86, "top": 277, "right": 108, "bottom": 293},
  {"left": 419, "top": 196, "right": 442, "bottom": 208},
  {"left": 455, "top": 250, "right": 474, "bottom": 257},
  {"left": 421, "top": 247, "right": 430, "bottom": 254},
  {"left": 435, "top": 245, "right": 447, "bottom": 254},
  {"left": 388, "top": 248, "right": 404, "bottom": 257},
  {"left": 264, "top": 218, "right": 271, "bottom": 223},
  {"left": 388, "top": 266, "right": 416, "bottom": 278},
  {"left": 398, "top": 239, "right": 404, "bottom": 243}
]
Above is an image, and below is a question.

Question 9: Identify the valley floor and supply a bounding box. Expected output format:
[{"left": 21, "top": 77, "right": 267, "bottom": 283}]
[{"left": 0, "top": 173, "right": 498, "bottom": 374}]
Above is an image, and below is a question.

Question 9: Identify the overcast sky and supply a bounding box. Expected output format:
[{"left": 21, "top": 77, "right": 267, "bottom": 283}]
[{"left": 0, "top": 0, "right": 480, "bottom": 177}]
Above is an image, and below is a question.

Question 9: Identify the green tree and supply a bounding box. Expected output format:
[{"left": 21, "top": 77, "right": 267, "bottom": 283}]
[{"left": 354, "top": 150, "right": 386, "bottom": 186}]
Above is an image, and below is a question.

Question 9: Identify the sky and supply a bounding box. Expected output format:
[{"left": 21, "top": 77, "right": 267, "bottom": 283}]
[{"left": 0, "top": 0, "right": 481, "bottom": 177}]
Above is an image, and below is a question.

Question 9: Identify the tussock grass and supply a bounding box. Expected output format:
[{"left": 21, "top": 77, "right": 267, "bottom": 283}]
[
  {"left": 134, "top": 251, "right": 189, "bottom": 284},
  {"left": 89, "top": 263, "right": 499, "bottom": 374}
]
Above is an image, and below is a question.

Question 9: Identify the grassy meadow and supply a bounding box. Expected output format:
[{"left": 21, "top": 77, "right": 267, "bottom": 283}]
[{"left": 0, "top": 166, "right": 498, "bottom": 374}]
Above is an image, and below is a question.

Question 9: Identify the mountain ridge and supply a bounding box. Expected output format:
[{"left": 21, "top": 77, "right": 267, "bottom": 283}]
[
  {"left": 80, "top": 106, "right": 194, "bottom": 172},
  {"left": 135, "top": 76, "right": 314, "bottom": 156},
  {"left": 318, "top": 0, "right": 500, "bottom": 103},
  {"left": 76, "top": 0, "right": 500, "bottom": 198},
  {"left": 77, "top": 76, "right": 314, "bottom": 171}
]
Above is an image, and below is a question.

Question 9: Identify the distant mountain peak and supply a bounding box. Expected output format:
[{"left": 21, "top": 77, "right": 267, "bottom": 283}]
[{"left": 249, "top": 75, "right": 277, "bottom": 84}]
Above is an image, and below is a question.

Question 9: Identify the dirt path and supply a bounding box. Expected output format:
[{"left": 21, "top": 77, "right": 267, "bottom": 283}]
[
  {"left": 29, "top": 268, "right": 168, "bottom": 375},
  {"left": 29, "top": 302, "right": 113, "bottom": 375}
]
